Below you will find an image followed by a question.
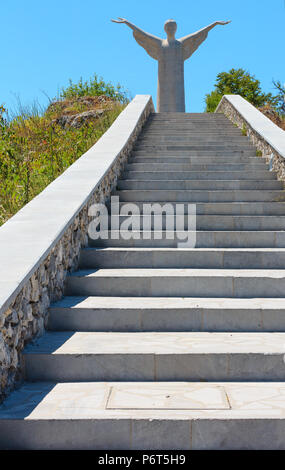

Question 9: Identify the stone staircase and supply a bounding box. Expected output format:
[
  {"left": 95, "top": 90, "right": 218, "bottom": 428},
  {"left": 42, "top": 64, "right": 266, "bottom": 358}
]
[{"left": 1, "top": 112, "right": 285, "bottom": 449}]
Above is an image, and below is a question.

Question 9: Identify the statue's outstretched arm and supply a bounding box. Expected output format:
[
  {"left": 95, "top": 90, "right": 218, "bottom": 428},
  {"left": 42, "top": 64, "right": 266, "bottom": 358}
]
[
  {"left": 111, "top": 17, "right": 152, "bottom": 36},
  {"left": 179, "top": 20, "right": 231, "bottom": 60},
  {"left": 111, "top": 17, "right": 161, "bottom": 60}
]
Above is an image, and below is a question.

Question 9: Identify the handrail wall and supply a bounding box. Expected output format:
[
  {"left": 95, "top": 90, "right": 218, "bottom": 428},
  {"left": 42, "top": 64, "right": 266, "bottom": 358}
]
[
  {"left": 216, "top": 95, "right": 285, "bottom": 178},
  {"left": 0, "top": 95, "right": 154, "bottom": 400}
]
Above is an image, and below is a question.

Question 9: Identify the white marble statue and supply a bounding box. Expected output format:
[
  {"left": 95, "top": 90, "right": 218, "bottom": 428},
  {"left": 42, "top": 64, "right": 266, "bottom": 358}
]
[{"left": 111, "top": 18, "right": 231, "bottom": 112}]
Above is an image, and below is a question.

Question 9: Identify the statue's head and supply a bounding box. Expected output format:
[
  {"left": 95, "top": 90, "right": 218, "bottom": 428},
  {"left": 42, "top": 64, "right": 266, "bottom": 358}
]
[{"left": 164, "top": 19, "right": 177, "bottom": 39}]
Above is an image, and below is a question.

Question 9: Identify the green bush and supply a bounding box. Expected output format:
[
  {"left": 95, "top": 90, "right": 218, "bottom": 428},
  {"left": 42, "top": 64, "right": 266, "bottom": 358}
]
[
  {"left": 205, "top": 68, "right": 279, "bottom": 112},
  {"left": 60, "top": 74, "right": 128, "bottom": 103},
  {"left": 205, "top": 90, "right": 223, "bottom": 113}
]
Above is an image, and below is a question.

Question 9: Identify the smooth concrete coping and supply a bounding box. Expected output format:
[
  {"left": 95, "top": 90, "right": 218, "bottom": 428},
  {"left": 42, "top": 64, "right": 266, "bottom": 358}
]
[
  {"left": 216, "top": 95, "right": 285, "bottom": 159},
  {"left": 0, "top": 95, "right": 153, "bottom": 316}
]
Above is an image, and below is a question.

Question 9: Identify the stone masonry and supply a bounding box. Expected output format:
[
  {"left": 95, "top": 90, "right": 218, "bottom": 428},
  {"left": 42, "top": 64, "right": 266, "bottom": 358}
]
[{"left": 216, "top": 95, "right": 285, "bottom": 182}]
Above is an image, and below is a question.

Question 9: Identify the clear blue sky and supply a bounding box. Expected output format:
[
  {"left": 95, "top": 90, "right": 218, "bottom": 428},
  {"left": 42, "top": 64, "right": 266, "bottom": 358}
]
[{"left": 1, "top": 0, "right": 284, "bottom": 112}]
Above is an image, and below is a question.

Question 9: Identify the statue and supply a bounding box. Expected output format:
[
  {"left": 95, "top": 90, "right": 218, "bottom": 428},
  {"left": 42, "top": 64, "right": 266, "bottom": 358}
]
[{"left": 111, "top": 18, "right": 231, "bottom": 112}]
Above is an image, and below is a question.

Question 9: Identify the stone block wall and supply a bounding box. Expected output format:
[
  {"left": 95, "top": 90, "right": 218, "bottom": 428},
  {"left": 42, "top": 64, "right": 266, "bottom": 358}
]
[{"left": 216, "top": 95, "right": 285, "bottom": 182}]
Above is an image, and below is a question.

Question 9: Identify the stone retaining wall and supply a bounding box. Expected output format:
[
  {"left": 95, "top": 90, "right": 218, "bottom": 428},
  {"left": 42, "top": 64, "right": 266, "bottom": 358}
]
[
  {"left": 216, "top": 95, "right": 285, "bottom": 181},
  {"left": 0, "top": 95, "right": 154, "bottom": 401}
]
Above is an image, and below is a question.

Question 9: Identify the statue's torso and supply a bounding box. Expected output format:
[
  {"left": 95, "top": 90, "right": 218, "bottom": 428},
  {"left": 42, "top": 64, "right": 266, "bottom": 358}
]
[
  {"left": 157, "top": 39, "right": 185, "bottom": 112},
  {"left": 159, "top": 39, "right": 183, "bottom": 61}
]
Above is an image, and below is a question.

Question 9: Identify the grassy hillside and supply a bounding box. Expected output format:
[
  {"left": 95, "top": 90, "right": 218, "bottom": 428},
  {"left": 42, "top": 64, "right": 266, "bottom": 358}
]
[{"left": 0, "top": 75, "right": 128, "bottom": 225}]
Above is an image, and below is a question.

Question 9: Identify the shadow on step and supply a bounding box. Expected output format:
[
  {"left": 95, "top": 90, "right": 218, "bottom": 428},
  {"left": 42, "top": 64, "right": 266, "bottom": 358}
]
[{"left": 0, "top": 382, "right": 56, "bottom": 419}]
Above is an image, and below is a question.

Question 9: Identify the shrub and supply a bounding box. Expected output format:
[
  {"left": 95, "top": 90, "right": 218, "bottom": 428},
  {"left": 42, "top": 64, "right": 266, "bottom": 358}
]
[
  {"left": 60, "top": 74, "right": 128, "bottom": 103},
  {"left": 205, "top": 68, "right": 278, "bottom": 112},
  {"left": 205, "top": 90, "right": 223, "bottom": 113}
]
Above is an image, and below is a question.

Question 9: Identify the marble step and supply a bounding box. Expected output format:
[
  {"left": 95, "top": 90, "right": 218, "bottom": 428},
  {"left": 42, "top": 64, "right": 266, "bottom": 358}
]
[
  {"left": 113, "top": 189, "right": 283, "bottom": 202},
  {"left": 136, "top": 138, "right": 253, "bottom": 145},
  {"left": 150, "top": 119, "right": 230, "bottom": 123},
  {"left": 114, "top": 201, "right": 285, "bottom": 215},
  {"left": 136, "top": 140, "right": 251, "bottom": 150},
  {"left": 118, "top": 179, "right": 282, "bottom": 190},
  {"left": 137, "top": 135, "right": 252, "bottom": 142},
  {"left": 143, "top": 123, "right": 242, "bottom": 129},
  {"left": 79, "top": 248, "right": 285, "bottom": 269},
  {"left": 49, "top": 296, "right": 285, "bottom": 332},
  {"left": 2, "top": 381, "right": 285, "bottom": 449},
  {"left": 122, "top": 170, "right": 276, "bottom": 180},
  {"left": 142, "top": 122, "right": 242, "bottom": 126},
  {"left": 23, "top": 331, "right": 285, "bottom": 382},
  {"left": 135, "top": 144, "right": 254, "bottom": 152},
  {"left": 134, "top": 149, "right": 257, "bottom": 156},
  {"left": 142, "top": 130, "right": 244, "bottom": 136},
  {"left": 125, "top": 163, "right": 268, "bottom": 172},
  {"left": 130, "top": 156, "right": 264, "bottom": 164},
  {"left": 138, "top": 137, "right": 250, "bottom": 144},
  {"left": 150, "top": 114, "right": 231, "bottom": 120},
  {"left": 150, "top": 113, "right": 229, "bottom": 117},
  {"left": 147, "top": 125, "right": 237, "bottom": 130},
  {"left": 89, "top": 230, "right": 285, "bottom": 248},
  {"left": 150, "top": 112, "right": 227, "bottom": 115},
  {"left": 148, "top": 123, "right": 234, "bottom": 128},
  {"left": 65, "top": 268, "right": 285, "bottom": 298},
  {"left": 106, "top": 215, "right": 285, "bottom": 231},
  {"left": 145, "top": 126, "right": 245, "bottom": 132}
]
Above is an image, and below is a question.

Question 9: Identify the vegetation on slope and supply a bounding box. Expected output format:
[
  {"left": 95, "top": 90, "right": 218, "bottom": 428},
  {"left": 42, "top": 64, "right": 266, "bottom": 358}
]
[{"left": 0, "top": 75, "right": 128, "bottom": 225}]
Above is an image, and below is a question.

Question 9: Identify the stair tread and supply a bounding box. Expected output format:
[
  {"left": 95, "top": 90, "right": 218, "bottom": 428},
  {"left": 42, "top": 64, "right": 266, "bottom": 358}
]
[
  {"left": 116, "top": 190, "right": 278, "bottom": 193},
  {"left": 82, "top": 247, "right": 285, "bottom": 252},
  {"left": 51, "top": 296, "right": 285, "bottom": 310},
  {"left": 123, "top": 171, "right": 274, "bottom": 176},
  {"left": 109, "top": 214, "right": 285, "bottom": 218},
  {"left": 116, "top": 201, "right": 284, "bottom": 205},
  {"left": 69, "top": 268, "right": 285, "bottom": 278},
  {"left": 91, "top": 230, "right": 285, "bottom": 234},
  {"left": 1, "top": 381, "right": 285, "bottom": 420},
  {"left": 23, "top": 331, "right": 285, "bottom": 355},
  {"left": 120, "top": 180, "right": 270, "bottom": 182}
]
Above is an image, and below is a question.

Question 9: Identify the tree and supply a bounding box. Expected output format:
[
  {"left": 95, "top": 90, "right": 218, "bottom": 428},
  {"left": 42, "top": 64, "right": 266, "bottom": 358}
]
[
  {"left": 205, "top": 68, "right": 278, "bottom": 112},
  {"left": 0, "top": 105, "right": 7, "bottom": 129},
  {"left": 273, "top": 80, "right": 285, "bottom": 116},
  {"left": 205, "top": 90, "right": 223, "bottom": 113}
]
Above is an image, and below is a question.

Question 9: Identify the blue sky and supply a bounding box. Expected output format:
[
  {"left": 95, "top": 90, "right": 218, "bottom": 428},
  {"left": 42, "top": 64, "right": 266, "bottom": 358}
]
[{"left": 1, "top": 0, "right": 284, "bottom": 112}]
